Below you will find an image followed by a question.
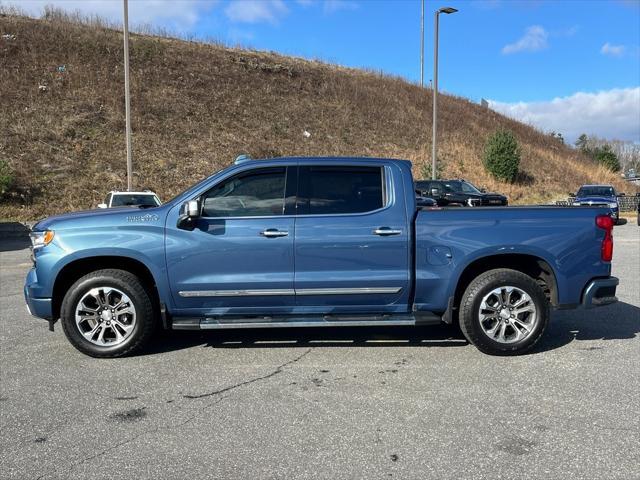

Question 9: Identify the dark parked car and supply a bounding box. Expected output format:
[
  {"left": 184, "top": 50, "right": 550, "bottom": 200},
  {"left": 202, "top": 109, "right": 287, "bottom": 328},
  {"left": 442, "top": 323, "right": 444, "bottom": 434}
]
[
  {"left": 415, "top": 179, "right": 508, "bottom": 207},
  {"left": 571, "top": 185, "right": 620, "bottom": 222}
]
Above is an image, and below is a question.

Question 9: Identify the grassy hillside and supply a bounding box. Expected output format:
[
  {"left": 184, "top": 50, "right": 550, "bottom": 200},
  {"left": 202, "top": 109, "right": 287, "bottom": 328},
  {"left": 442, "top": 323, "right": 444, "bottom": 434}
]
[{"left": 0, "top": 12, "right": 635, "bottom": 220}]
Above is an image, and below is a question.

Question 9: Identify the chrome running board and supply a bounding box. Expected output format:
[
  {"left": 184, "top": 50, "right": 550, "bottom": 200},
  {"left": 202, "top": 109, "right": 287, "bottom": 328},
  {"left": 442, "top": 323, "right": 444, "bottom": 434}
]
[{"left": 171, "top": 313, "right": 441, "bottom": 330}]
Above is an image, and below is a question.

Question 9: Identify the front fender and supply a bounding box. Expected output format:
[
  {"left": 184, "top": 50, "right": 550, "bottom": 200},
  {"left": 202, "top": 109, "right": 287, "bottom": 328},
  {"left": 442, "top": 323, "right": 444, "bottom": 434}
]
[{"left": 31, "top": 225, "right": 169, "bottom": 304}]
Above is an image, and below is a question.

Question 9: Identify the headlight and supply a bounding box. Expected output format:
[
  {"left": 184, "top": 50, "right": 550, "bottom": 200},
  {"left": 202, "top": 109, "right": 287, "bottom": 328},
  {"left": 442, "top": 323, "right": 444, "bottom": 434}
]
[
  {"left": 572, "top": 202, "right": 581, "bottom": 206},
  {"left": 29, "top": 230, "right": 55, "bottom": 249},
  {"left": 608, "top": 202, "right": 617, "bottom": 209}
]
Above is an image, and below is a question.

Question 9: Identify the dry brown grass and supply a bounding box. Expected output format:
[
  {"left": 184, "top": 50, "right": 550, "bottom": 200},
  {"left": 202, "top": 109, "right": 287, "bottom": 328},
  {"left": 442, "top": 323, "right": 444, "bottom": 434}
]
[{"left": 0, "top": 13, "right": 636, "bottom": 220}]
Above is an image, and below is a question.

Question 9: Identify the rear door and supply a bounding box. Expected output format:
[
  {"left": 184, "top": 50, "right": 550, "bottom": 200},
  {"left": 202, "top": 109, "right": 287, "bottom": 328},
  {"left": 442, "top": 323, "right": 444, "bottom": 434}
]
[{"left": 293, "top": 163, "right": 410, "bottom": 313}]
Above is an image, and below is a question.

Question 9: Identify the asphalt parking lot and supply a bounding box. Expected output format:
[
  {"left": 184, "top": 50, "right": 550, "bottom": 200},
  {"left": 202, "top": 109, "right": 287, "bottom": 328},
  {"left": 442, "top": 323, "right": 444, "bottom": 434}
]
[{"left": 1, "top": 224, "right": 639, "bottom": 480}]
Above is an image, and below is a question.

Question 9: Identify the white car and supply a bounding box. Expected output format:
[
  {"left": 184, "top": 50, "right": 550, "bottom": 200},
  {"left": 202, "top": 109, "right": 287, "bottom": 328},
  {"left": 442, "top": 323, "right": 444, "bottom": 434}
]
[{"left": 98, "top": 191, "right": 161, "bottom": 209}]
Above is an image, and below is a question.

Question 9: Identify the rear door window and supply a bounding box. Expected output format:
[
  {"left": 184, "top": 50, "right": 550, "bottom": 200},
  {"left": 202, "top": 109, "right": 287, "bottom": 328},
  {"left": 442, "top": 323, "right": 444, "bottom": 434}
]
[{"left": 297, "top": 166, "right": 385, "bottom": 215}]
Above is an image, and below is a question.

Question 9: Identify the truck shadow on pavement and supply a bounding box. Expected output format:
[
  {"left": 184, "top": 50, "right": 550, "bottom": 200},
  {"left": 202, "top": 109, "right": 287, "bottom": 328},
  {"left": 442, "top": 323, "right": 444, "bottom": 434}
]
[
  {"left": 534, "top": 301, "right": 640, "bottom": 353},
  {"left": 149, "top": 324, "right": 470, "bottom": 354},
  {"left": 147, "top": 301, "right": 640, "bottom": 355}
]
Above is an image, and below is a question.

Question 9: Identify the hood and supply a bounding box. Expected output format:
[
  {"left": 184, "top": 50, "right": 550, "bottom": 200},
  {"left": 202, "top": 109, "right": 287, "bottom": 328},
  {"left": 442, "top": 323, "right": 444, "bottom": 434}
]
[
  {"left": 575, "top": 196, "right": 616, "bottom": 204},
  {"left": 33, "top": 206, "right": 167, "bottom": 231},
  {"left": 481, "top": 192, "right": 506, "bottom": 198},
  {"left": 462, "top": 192, "right": 505, "bottom": 199}
]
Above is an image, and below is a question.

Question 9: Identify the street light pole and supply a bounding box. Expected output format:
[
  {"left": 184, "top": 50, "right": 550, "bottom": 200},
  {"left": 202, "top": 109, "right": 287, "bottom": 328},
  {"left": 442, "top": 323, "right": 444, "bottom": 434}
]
[
  {"left": 432, "top": 6, "right": 457, "bottom": 180},
  {"left": 420, "top": 0, "right": 424, "bottom": 88},
  {"left": 123, "top": 0, "right": 133, "bottom": 191}
]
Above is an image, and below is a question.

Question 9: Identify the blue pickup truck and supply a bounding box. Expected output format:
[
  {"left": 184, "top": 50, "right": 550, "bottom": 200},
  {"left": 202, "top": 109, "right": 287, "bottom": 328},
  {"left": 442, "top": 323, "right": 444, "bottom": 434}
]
[{"left": 24, "top": 157, "right": 619, "bottom": 357}]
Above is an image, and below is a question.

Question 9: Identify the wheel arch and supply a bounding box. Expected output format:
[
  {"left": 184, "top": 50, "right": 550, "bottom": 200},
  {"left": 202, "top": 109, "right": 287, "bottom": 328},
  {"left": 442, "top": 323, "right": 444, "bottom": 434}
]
[
  {"left": 52, "top": 256, "right": 160, "bottom": 320},
  {"left": 453, "top": 253, "right": 559, "bottom": 313}
]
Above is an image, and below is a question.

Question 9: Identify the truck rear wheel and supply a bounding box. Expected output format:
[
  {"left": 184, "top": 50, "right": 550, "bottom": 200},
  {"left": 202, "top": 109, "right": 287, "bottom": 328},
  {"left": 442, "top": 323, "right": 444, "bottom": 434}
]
[
  {"left": 459, "top": 268, "right": 549, "bottom": 355},
  {"left": 60, "top": 269, "right": 156, "bottom": 358}
]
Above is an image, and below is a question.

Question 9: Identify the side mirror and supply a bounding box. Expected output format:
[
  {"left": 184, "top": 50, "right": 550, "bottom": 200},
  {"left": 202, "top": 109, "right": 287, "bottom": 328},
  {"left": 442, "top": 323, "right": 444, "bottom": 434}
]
[
  {"left": 619, "top": 192, "right": 626, "bottom": 196},
  {"left": 177, "top": 199, "right": 200, "bottom": 231},
  {"left": 480, "top": 188, "right": 487, "bottom": 193},
  {"left": 430, "top": 188, "right": 441, "bottom": 197},
  {"left": 97, "top": 203, "right": 108, "bottom": 209},
  {"left": 568, "top": 192, "right": 575, "bottom": 197},
  {"left": 187, "top": 200, "right": 200, "bottom": 217}
]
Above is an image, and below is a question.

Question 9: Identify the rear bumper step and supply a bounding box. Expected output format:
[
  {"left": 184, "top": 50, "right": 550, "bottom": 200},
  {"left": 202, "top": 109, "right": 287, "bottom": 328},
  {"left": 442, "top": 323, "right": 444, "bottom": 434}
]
[
  {"left": 581, "top": 277, "right": 619, "bottom": 309},
  {"left": 171, "top": 313, "right": 441, "bottom": 330}
]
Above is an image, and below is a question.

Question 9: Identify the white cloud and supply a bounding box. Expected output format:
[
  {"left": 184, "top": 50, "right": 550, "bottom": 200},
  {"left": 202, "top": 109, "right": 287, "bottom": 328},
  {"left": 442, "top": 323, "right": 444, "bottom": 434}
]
[
  {"left": 225, "top": 0, "right": 288, "bottom": 24},
  {"left": 489, "top": 87, "right": 640, "bottom": 143},
  {"left": 502, "top": 25, "right": 548, "bottom": 54},
  {"left": 601, "top": 42, "right": 626, "bottom": 57},
  {"left": 8, "top": 0, "right": 216, "bottom": 29}
]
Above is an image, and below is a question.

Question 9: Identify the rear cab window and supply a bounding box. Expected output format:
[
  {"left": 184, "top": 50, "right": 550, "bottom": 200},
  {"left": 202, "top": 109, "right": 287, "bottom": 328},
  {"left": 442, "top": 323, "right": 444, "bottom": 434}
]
[{"left": 296, "top": 165, "right": 385, "bottom": 215}]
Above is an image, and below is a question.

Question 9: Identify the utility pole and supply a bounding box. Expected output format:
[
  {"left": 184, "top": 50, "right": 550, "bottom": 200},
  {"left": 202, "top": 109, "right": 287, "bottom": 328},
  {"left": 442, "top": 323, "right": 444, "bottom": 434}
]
[
  {"left": 432, "top": 7, "right": 457, "bottom": 180},
  {"left": 123, "top": 0, "right": 133, "bottom": 191},
  {"left": 420, "top": 0, "right": 424, "bottom": 88}
]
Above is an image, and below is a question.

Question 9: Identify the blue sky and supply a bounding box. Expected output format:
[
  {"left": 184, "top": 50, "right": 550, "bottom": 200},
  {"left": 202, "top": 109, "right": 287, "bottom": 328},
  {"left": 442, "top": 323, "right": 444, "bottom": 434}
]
[{"left": 12, "top": 0, "right": 640, "bottom": 142}]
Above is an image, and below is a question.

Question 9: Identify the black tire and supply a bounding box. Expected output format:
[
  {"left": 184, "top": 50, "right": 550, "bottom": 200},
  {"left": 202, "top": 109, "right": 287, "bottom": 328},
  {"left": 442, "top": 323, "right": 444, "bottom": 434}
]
[
  {"left": 60, "top": 269, "right": 156, "bottom": 358},
  {"left": 459, "top": 268, "right": 549, "bottom": 356}
]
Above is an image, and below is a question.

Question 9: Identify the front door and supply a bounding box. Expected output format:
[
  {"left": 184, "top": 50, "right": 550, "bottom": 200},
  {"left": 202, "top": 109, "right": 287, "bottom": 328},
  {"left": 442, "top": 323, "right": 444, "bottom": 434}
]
[
  {"left": 293, "top": 164, "right": 410, "bottom": 313},
  {"left": 165, "top": 166, "right": 296, "bottom": 315}
]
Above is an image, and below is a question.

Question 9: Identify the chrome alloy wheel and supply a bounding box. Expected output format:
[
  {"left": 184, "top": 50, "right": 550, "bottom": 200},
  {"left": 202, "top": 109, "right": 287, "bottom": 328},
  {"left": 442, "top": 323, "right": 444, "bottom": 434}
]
[
  {"left": 478, "top": 286, "right": 538, "bottom": 344},
  {"left": 75, "top": 287, "right": 137, "bottom": 346}
]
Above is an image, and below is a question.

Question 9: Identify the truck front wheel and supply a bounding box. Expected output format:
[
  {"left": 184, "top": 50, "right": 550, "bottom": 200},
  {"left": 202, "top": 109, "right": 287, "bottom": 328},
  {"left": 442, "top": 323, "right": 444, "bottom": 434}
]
[
  {"left": 60, "top": 269, "right": 156, "bottom": 358},
  {"left": 459, "top": 268, "right": 549, "bottom": 355}
]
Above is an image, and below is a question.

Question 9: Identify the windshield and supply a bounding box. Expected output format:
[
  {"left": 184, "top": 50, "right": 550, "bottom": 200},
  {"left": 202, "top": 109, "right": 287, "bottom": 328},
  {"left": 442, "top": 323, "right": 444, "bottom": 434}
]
[
  {"left": 577, "top": 186, "right": 615, "bottom": 197},
  {"left": 442, "top": 181, "right": 481, "bottom": 194},
  {"left": 111, "top": 194, "right": 160, "bottom": 207}
]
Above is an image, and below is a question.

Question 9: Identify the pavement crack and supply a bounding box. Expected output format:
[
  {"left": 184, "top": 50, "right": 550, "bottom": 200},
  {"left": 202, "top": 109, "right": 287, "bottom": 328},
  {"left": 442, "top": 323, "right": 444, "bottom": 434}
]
[
  {"left": 44, "top": 350, "right": 313, "bottom": 479},
  {"left": 182, "top": 347, "right": 312, "bottom": 399},
  {"left": 58, "top": 429, "right": 152, "bottom": 480}
]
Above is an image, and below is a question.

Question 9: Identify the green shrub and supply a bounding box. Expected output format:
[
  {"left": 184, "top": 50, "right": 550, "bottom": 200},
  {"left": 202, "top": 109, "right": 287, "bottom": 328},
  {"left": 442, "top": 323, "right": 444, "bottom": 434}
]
[
  {"left": 0, "top": 158, "right": 14, "bottom": 198},
  {"left": 595, "top": 144, "right": 621, "bottom": 172},
  {"left": 483, "top": 130, "right": 520, "bottom": 183}
]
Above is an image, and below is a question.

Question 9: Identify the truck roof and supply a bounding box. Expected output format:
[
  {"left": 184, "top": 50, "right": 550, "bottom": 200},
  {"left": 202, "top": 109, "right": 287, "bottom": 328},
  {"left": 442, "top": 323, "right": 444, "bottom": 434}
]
[{"left": 235, "top": 156, "right": 412, "bottom": 167}]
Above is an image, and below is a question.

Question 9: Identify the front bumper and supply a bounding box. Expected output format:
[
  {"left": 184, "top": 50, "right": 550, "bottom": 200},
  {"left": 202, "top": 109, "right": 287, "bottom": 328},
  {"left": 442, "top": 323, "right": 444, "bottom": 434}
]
[
  {"left": 581, "top": 277, "right": 619, "bottom": 309},
  {"left": 24, "top": 268, "right": 53, "bottom": 320}
]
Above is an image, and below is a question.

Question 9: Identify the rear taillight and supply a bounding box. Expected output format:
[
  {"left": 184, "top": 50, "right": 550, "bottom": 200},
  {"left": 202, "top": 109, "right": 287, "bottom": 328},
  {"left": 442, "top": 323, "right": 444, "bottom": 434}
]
[{"left": 596, "top": 214, "right": 614, "bottom": 262}]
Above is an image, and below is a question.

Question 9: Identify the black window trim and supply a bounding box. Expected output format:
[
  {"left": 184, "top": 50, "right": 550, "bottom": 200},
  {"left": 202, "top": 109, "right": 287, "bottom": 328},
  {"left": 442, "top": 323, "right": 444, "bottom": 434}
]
[{"left": 193, "top": 163, "right": 393, "bottom": 220}]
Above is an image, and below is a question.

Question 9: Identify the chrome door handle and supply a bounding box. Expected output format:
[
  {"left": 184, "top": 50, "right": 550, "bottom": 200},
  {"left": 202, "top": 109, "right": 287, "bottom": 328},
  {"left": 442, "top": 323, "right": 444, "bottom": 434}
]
[
  {"left": 373, "top": 227, "right": 402, "bottom": 236},
  {"left": 260, "top": 229, "right": 289, "bottom": 238}
]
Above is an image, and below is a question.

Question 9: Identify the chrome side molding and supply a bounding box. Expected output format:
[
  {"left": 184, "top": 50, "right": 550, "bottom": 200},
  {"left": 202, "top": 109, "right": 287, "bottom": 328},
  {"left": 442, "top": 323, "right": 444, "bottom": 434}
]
[
  {"left": 178, "top": 287, "right": 402, "bottom": 297},
  {"left": 179, "top": 289, "right": 295, "bottom": 297},
  {"left": 295, "top": 287, "right": 402, "bottom": 295}
]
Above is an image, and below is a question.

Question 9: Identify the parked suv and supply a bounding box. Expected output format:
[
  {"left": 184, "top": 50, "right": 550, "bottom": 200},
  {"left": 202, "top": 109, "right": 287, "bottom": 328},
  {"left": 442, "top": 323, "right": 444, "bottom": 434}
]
[
  {"left": 571, "top": 185, "right": 620, "bottom": 222},
  {"left": 415, "top": 179, "right": 508, "bottom": 207},
  {"left": 98, "top": 191, "right": 161, "bottom": 209}
]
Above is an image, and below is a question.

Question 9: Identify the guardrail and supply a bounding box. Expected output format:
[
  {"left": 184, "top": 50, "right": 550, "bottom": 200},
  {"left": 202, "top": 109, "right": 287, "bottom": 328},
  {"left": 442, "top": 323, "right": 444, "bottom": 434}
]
[{"left": 558, "top": 196, "right": 639, "bottom": 212}]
